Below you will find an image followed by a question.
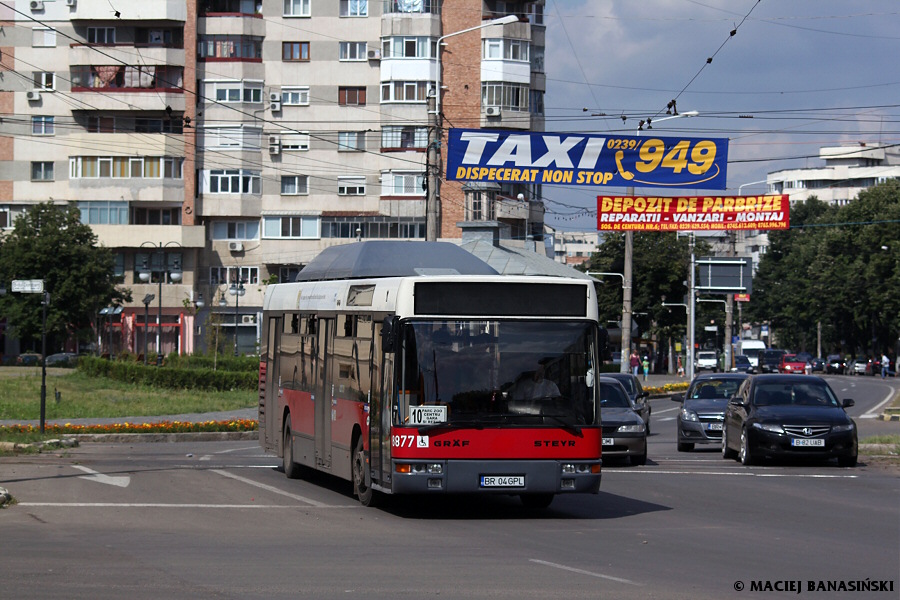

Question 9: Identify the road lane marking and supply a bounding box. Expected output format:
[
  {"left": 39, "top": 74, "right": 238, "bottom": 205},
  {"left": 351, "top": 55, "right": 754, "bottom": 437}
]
[
  {"left": 608, "top": 470, "right": 858, "bottom": 478},
  {"left": 530, "top": 559, "right": 640, "bottom": 586},
  {"left": 652, "top": 406, "right": 680, "bottom": 415},
  {"left": 212, "top": 469, "right": 340, "bottom": 507},
  {"left": 862, "top": 385, "right": 896, "bottom": 418},
  {"left": 71, "top": 465, "right": 130, "bottom": 488},
  {"left": 19, "top": 503, "right": 308, "bottom": 508},
  {"left": 658, "top": 417, "right": 675, "bottom": 422}
]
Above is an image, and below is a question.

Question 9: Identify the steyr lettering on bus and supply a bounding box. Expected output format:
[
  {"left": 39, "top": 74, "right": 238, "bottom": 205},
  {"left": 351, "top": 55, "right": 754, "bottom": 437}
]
[
  {"left": 458, "top": 132, "right": 607, "bottom": 170},
  {"left": 534, "top": 440, "right": 577, "bottom": 447}
]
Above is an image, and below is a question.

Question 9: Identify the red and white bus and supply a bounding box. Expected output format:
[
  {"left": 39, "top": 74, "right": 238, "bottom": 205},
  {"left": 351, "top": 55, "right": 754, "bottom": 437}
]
[{"left": 258, "top": 242, "right": 605, "bottom": 507}]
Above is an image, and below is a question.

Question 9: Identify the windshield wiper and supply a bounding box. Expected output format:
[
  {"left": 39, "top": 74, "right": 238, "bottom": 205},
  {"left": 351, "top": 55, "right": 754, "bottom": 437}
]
[
  {"left": 417, "top": 420, "right": 485, "bottom": 435},
  {"left": 539, "top": 413, "right": 583, "bottom": 436}
]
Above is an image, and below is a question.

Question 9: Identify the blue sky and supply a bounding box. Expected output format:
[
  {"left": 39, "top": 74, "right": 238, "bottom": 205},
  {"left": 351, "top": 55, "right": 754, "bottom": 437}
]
[{"left": 541, "top": 0, "right": 899, "bottom": 230}]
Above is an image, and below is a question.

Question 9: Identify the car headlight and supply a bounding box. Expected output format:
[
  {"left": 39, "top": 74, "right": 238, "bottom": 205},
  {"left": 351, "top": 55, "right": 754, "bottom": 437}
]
[
  {"left": 752, "top": 423, "right": 784, "bottom": 434},
  {"left": 832, "top": 423, "right": 855, "bottom": 433},
  {"left": 617, "top": 423, "right": 645, "bottom": 433},
  {"left": 681, "top": 408, "right": 699, "bottom": 422}
]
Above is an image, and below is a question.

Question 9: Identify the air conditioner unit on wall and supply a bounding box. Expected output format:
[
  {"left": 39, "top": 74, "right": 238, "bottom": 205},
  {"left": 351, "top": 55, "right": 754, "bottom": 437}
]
[
  {"left": 270, "top": 99, "right": 281, "bottom": 113},
  {"left": 26, "top": 90, "right": 42, "bottom": 101},
  {"left": 30, "top": 0, "right": 44, "bottom": 11},
  {"left": 269, "top": 92, "right": 280, "bottom": 102},
  {"left": 485, "top": 106, "right": 501, "bottom": 117},
  {"left": 66, "top": 0, "right": 76, "bottom": 7},
  {"left": 228, "top": 242, "right": 244, "bottom": 252},
  {"left": 268, "top": 143, "right": 280, "bottom": 155},
  {"left": 241, "top": 314, "right": 256, "bottom": 324},
  {"left": 367, "top": 49, "right": 381, "bottom": 60}
]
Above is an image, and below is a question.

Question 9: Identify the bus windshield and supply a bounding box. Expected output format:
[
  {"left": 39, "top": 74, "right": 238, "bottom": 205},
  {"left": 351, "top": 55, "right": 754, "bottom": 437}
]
[{"left": 398, "top": 320, "right": 599, "bottom": 427}]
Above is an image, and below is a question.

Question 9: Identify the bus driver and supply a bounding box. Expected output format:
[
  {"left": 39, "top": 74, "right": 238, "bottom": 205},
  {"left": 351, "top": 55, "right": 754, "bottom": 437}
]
[{"left": 512, "top": 360, "right": 561, "bottom": 401}]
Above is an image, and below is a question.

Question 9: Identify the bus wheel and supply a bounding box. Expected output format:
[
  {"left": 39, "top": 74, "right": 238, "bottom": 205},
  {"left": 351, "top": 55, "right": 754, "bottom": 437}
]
[
  {"left": 283, "top": 415, "right": 301, "bottom": 480},
  {"left": 352, "top": 436, "right": 375, "bottom": 507},
  {"left": 520, "top": 493, "right": 554, "bottom": 509}
]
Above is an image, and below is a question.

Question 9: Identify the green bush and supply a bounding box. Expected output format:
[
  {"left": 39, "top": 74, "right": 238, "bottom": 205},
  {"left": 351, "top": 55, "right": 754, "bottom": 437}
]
[{"left": 78, "top": 356, "right": 257, "bottom": 391}]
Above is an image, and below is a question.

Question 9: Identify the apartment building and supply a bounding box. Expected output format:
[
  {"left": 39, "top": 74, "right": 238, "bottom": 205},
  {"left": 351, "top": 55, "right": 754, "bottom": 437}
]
[{"left": 1, "top": 0, "right": 546, "bottom": 357}]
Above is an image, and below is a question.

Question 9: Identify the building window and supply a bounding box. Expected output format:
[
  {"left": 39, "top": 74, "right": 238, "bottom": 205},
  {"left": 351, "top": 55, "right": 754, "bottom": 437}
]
[
  {"left": 381, "top": 125, "right": 427, "bottom": 150},
  {"left": 262, "top": 216, "right": 319, "bottom": 239},
  {"left": 282, "top": 41, "right": 310, "bottom": 61},
  {"left": 31, "top": 161, "right": 54, "bottom": 181},
  {"left": 279, "top": 266, "right": 302, "bottom": 282},
  {"left": 135, "top": 118, "right": 184, "bottom": 134},
  {"left": 87, "top": 27, "right": 116, "bottom": 44},
  {"left": 531, "top": 46, "right": 545, "bottom": 73},
  {"left": 340, "top": 0, "right": 367, "bottom": 16},
  {"left": 483, "top": 38, "right": 529, "bottom": 62},
  {"left": 210, "top": 266, "right": 259, "bottom": 285},
  {"left": 198, "top": 35, "right": 263, "bottom": 60},
  {"left": 338, "top": 176, "right": 366, "bottom": 195},
  {"left": 202, "top": 126, "right": 262, "bottom": 149},
  {"left": 211, "top": 221, "right": 260, "bottom": 240},
  {"left": 385, "top": 171, "right": 424, "bottom": 196},
  {"left": 339, "top": 41, "right": 367, "bottom": 61},
  {"left": 209, "top": 81, "right": 263, "bottom": 103},
  {"left": 381, "top": 81, "right": 428, "bottom": 103},
  {"left": 466, "top": 191, "right": 496, "bottom": 222},
  {"left": 132, "top": 207, "right": 181, "bottom": 225},
  {"left": 530, "top": 90, "right": 544, "bottom": 115},
  {"left": 32, "top": 27, "right": 57, "bottom": 47},
  {"left": 0, "top": 207, "right": 9, "bottom": 229},
  {"left": 32, "top": 116, "right": 54, "bottom": 135},
  {"left": 34, "top": 72, "right": 55, "bottom": 91},
  {"left": 283, "top": 0, "right": 311, "bottom": 17},
  {"left": 87, "top": 116, "right": 116, "bottom": 132},
  {"left": 281, "top": 175, "right": 309, "bottom": 195},
  {"left": 205, "top": 169, "right": 261, "bottom": 194},
  {"left": 281, "top": 87, "right": 309, "bottom": 105},
  {"left": 69, "top": 156, "right": 182, "bottom": 179},
  {"left": 338, "top": 86, "right": 366, "bottom": 106},
  {"left": 338, "top": 132, "right": 364, "bottom": 151},
  {"left": 382, "top": 36, "right": 435, "bottom": 58},
  {"left": 281, "top": 132, "right": 310, "bottom": 151},
  {"left": 321, "top": 216, "right": 425, "bottom": 239},
  {"left": 77, "top": 201, "right": 130, "bottom": 225},
  {"left": 482, "top": 82, "right": 529, "bottom": 112},
  {"left": 384, "top": 0, "right": 439, "bottom": 15}
]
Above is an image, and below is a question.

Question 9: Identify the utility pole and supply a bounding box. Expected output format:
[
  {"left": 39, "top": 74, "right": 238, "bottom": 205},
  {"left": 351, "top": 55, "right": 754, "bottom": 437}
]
[
  {"left": 621, "top": 212, "right": 633, "bottom": 374},
  {"left": 426, "top": 91, "right": 441, "bottom": 241},
  {"left": 724, "top": 232, "right": 736, "bottom": 371}
]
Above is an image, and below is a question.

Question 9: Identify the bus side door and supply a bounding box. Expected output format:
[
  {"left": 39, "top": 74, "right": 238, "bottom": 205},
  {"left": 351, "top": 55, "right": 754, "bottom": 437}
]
[{"left": 316, "top": 318, "right": 333, "bottom": 470}]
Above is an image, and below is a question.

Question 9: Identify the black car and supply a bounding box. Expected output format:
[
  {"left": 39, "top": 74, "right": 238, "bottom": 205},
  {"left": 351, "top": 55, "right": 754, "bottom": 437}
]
[
  {"left": 598, "top": 377, "right": 648, "bottom": 466},
  {"left": 603, "top": 372, "right": 651, "bottom": 434},
  {"left": 759, "top": 349, "right": 786, "bottom": 373},
  {"left": 809, "top": 357, "right": 825, "bottom": 373},
  {"left": 722, "top": 374, "right": 857, "bottom": 467},
  {"left": 671, "top": 373, "right": 748, "bottom": 452},
  {"left": 731, "top": 354, "right": 753, "bottom": 374},
  {"left": 825, "top": 354, "right": 846, "bottom": 375}
]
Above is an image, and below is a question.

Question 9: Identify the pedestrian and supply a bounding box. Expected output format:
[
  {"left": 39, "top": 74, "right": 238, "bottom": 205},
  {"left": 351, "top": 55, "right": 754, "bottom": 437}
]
[
  {"left": 677, "top": 355, "right": 685, "bottom": 378},
  {"left": 881, "top": 352, "right": 891, "bottom": 379},
  {"left": 642, "top": 355, "right": 650, "bottom": 382},
  {"left": 630, "top": 351, "right": 640, "bottom": 376}
]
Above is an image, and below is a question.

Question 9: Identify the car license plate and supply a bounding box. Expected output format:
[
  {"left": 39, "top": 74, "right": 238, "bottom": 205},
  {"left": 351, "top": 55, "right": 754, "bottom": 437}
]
[
  {"left": 791, "top": 438, "right": 825, "bottom": 447},
  {"left": 705, "top": 422, "right": 723, "bottom": 431},
  {"left": 602, "top": 437, "right": 614, "bottom": 446},
  {"left": 480, "top": 475, "right": 524, "bottom": 488}
]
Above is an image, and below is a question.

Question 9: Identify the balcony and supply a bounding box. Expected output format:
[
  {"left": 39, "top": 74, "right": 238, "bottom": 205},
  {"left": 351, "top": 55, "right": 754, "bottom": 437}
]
[
  {"left": 70, "top": 0, "right": 186, "bottom": 22},
  {"left": 92, "top": 225, "right": 205, "bottom": 249},
  {"left": 70, "top": 65, "right": 185, "bottom": 111},
  {"left": 70, "top": 45, "right": 185, "bottom": 69}
]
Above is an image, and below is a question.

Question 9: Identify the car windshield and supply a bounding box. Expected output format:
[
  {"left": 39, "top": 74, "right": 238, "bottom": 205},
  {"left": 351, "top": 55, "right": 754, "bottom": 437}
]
[
  {"left": 735, "top": 356, "right": 750, "bottom": 365},
  {"left": 688, "top": 378, "right": 743, "bottom": 399},
  {"left": 783, "top": 354, "right": 798, "bottom": 362},
  {"left": 698, "top": 352, "right": 715, "bottom": 360},
  {"left": 399, "top": 320, "right": 599, "bottom": 426},
  {"left": 611, "top": 375, "right": 636, "bottom": 395},
  {"left": 598, "top": 381, "right": 632, "bottom": 409},
  {"left": 752, "top": 382, "right": 840, "bottom": 407}
]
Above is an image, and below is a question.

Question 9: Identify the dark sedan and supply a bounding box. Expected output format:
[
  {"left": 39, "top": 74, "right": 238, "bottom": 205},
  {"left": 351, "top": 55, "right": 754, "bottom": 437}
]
[
  {"left": 671, "top": 373, "right": 748, "bottom": 452},
  {"left": 603, "top": 372, "right": 651, "bottom": 434},
  {"left": 598, "top": 377, "right": 647, "bottom": 466},
  {"left": 722, "top": 374, "right": 857, "bottom": 467}
]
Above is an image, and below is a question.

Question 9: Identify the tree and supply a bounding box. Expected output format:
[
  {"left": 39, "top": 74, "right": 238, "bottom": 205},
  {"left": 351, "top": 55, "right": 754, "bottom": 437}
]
[{"left": 0, "top": 202, "right": 131, "bottom": 352}]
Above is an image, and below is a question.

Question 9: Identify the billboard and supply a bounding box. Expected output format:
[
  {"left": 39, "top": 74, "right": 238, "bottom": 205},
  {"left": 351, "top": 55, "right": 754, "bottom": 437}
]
[
  {"left": 597, "top": 195, "right": 789, "bottom": 231},
  {"left": 697, "top": 257, "right": 753, "bottom": 295},
  {"left": 446, "top": 129, "right": 729, "bottom": 190}
]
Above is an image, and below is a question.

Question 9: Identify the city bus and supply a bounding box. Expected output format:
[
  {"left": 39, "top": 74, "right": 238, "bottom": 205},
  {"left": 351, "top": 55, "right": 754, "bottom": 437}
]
[{"left": 258, "top": 241, "right": 605, "bottom": 507}]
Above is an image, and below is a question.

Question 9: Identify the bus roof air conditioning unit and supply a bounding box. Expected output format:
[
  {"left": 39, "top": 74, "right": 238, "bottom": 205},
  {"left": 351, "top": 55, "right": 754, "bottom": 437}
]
[
  {"left": 30, "top": 0, "right": 44, "bottom": 10},
  {"left": 228, "top": 242, "right": 244, "bottom": 252},
  {"left": 485, "top": 106, "right": 501, "bottom": 117},
  {"left": 26, "top": 90, "right": 42, "bottom": 101},
  {"left": 367, "top": 49, "right": 381, "bottom": 60}
]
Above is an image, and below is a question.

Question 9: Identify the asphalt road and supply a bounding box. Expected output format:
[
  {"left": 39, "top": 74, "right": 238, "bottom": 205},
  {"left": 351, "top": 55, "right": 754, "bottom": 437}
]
[{"left": 1, "top": 375, "right": 897, "bottom": 599}]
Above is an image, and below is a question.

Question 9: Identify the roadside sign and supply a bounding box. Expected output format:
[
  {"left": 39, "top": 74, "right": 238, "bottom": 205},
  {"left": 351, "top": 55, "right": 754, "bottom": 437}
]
[
  {"left": 11, "top": 279, "right": 44, "bottom": 293},
  {"left": 704, "top": 326, "right": 718, "bottom": 332},
  {"left": 735, "top": 293, "right": 750, "bottom": 302}
]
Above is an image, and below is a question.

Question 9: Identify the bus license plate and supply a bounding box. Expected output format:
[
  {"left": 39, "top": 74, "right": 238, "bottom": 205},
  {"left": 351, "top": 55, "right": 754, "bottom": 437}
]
[
  {"left": 602, "top": 437, "right": 614, "bottom": 446},
  {"left": 480, "top": 475, "right": 524, "bottom": 488},
  {"left": 791, "top": 438, "right": 825, "bottom": 447}
]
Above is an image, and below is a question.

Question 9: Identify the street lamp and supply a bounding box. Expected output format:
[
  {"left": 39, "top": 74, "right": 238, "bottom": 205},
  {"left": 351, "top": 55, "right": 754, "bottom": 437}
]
[
  {"left": 229, "top": 279, "right": 245, "bottom": 356},
  {"left": 139, "top": 242, "right": 182, "bottom": 366},
  {"left": 426, "top": 14, "right": 519, "bottom": 241},
  {"left": 141, "top": 294, "right": 154, "bottom": 365}
]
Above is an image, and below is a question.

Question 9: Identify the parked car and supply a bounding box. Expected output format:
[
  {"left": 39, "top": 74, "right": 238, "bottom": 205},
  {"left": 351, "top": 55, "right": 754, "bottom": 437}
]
[
  {"left": 849, "top": 356, "right": 869, "bottom": 376},
  {"left": 15, "top": 353, "right": 43, "bottom": 366},
  {"left": 809, "top": 357, "right": 825, "bottom": 373},
  {"left": 598, "top": 377, "right": 647, "bottom": 466},
  {"left": 825, "top": 354, "right": 846, "bottom": 374},
  {"left": 604, "top": 372, "right": 651, "bottom": 434},
  {"left": 779, "top": 354, "right": 807, "bottom": 374},
  {"left": 671, "top": 373, "right": 748, "bottom": 452},
  {"left": 45, "top": 352, "right": 79, "bottom": 368},
  {"left": 722, "top": 374, "right": 857, "bottom": 467},
  {"left": 695, "top": 351, "right": 719, "bottom": 372},
  {"left": 759, "top": 349, "right": 786, "bottom": 373},
  {"left": 731, "top": 354, "right": 754, "bottom": 373}
]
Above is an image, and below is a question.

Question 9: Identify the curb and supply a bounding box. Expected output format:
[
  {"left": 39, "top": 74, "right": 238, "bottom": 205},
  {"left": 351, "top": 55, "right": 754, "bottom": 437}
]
[
  {"left": 859, "top": 444, "right": 899, "bottom": 456},
  {"left": 72, "top": 431, "right": 258, "bottom": 443},
  {"left": 882, "top": 414, "right": 900, "bottom": 422}
]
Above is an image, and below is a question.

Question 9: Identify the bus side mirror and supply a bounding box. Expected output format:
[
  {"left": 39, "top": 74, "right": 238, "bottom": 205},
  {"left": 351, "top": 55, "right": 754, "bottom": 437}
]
[{"left": 381, "top": 316, "right": 397, "bottom": 352}]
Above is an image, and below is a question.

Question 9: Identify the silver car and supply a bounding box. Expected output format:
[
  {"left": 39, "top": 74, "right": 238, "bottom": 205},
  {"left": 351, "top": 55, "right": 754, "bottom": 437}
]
[
  {"left": 671, "top": 373, "right": 748, "bottom": 451},
  {"left": 598, "top": 377, "right": 648, "bottom": 465}
]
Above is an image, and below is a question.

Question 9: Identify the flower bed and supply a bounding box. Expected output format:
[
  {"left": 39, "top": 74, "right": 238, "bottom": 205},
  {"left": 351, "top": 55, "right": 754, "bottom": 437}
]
[
  {"left": 644, "top": 382, "right": 689, "bottom": 395},
  {"left": 0, "top": 419, "right": 258, "bottom": 436}
]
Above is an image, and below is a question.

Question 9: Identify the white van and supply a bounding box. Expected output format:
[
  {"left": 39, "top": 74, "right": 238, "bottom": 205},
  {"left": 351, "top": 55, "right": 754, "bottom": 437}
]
[{"left": 739, "top": 340, "right": 767, "bottom": 368}]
